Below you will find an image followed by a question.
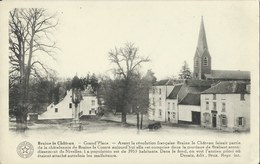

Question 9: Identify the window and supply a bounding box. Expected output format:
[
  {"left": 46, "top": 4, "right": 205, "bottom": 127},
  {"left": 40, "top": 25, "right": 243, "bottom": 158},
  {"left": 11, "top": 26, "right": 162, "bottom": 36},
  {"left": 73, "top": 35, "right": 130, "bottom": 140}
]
[
  {"left": 91, "top": 100, "right": 95, "bottom": 106},
  {"left": 159, "top": 98, "right": 162, "bottom": 106},
  {"left": 172, "top": 103, "right": 175, "bottom": 110},
  {"left": 172, "top": 112, "right": 176, "bottom": 119},
  {"left": 159, "top": 109, "right": 162, "bottom": 116},
  {"left": 152, "top": 98, "right": 155, "bottom": 106},
  {"left": 240, "top": 94, "right": 245, "bottom": 101},
  {"left": 159, "top": 88, "right": 161, "bottom": 95},
  {"left": 213, "top": 94, "right": 216, "bottom": 100},
  {"left": 55, "top": 108, "right": 58, "bottom": 113},
  {"left": 238, "top": 117, "right": 245, "bottom": 126},
  {"left": 222, "top": 103, "right": 226, "bottom": 112},
  {"left": 206, "top": 101, "right": 209, "bottom": 110},
  {"left": 203, "top": 113, "right": 210, "bottom": 123},
  {"left": 152, "top": 110, "right": 155, "bottom": 116},
  {"left": 167, "top": 102, "right": 170, "bottom": 110},
  {"left": 89, "top": 111, "right": 91, "bottom": 114},
  {"left": 220, "top": 115, "right": 227, "bottom": 126},
  {"left": 213, "top": 102, "right": 216, "bottom": 110},
  {"left": 203, "top": 57, "right": 208, "bottom": 66},
  {"left": 69, "top": 103, "right": 72, "bottom": 108},
  {"left": 152, "top": 88, "right": 155, "bottom": 94}
]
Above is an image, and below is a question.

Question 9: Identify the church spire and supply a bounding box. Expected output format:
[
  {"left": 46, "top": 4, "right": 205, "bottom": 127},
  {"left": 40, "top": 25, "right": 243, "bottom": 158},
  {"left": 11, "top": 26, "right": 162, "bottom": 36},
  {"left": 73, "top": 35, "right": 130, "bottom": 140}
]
[{"left": 197, "top": 16, "right": 208, "bottom": 53}]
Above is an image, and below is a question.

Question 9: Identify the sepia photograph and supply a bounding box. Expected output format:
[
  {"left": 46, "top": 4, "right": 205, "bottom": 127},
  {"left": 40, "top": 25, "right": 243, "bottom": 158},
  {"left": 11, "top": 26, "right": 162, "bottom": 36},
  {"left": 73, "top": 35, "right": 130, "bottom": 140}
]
[{"left": 0, "top": 1, "right": 259, "bottom": 164}]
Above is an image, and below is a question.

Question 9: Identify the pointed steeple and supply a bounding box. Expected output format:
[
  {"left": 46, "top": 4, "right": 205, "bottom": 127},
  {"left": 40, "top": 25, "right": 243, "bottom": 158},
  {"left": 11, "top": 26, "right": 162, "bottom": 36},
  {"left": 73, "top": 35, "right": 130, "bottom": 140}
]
[{"left": 197, "top": 16, "right": 208, "bottom": 53}]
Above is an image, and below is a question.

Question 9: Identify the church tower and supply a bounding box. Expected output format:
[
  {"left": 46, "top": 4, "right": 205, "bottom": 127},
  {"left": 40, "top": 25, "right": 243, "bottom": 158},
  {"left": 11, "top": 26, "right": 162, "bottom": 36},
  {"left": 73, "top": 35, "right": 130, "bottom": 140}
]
[{"left": 193, "top": 17, "right": 211, "bottom": 80}]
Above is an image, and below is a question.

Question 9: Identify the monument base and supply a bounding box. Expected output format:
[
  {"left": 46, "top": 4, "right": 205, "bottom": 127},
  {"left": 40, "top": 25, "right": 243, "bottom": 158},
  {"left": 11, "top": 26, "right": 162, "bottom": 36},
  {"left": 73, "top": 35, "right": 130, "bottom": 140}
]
[{"left": 70, "top": 122, "right": 82, "bottom": 131}]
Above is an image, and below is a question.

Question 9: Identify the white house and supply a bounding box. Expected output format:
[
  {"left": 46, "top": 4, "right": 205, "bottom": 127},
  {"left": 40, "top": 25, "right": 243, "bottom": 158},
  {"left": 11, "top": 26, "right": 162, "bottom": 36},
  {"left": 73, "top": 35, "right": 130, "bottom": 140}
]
[
  {"left": 178, "top": 93, "right": 201, "bottom": 125},
  {"left": 200, "top": 81, "right": 250, "bottom": 132},
  {"left": 165, "top": 84, "right": 182, "bottom": 124},
  {"left": 175, "top": 80, "right": 212, "bottom": 125},
  {"left": 148, "top": 79, "right": 175, "bottom": 122},
  {"left": 39, "top": 85, "right": 99, "bottom": 120}
]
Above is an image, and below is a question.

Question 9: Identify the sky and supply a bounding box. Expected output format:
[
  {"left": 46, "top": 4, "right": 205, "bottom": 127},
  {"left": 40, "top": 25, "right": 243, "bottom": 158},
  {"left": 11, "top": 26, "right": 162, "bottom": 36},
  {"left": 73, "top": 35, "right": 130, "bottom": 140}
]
[{"left": 44, "top": 1, "right": 258, "bottom": 80}]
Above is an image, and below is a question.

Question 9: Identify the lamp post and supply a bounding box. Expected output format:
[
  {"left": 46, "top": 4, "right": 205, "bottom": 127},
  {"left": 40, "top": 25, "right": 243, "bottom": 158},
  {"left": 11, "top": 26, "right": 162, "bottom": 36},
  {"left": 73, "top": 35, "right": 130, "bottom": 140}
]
[
  {"left": 72, "top": 88, "right": 81, "bottom": 124},
  {"left": 136, "top": 105, "right": 140, "bottom": 130},
  {"left": 71, "top": 75, "right": 82, "bottom": 130}
]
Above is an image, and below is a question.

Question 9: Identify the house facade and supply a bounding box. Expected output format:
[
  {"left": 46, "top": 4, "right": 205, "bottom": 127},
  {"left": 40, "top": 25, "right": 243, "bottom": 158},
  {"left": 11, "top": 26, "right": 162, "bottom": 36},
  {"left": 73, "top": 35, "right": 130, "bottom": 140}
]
[
  {"left": 39, "top": 85, "right": 99, "bottom": 120},
  {"left": 178, "top": 93, "right": 201, "bottom": 125},
  {"left": 149, "top": 79, "right": 175, "bottom": 122},
  {"left": 200, "top": 81, "right": 250, "bottom": 132},
  {"left": 165, "top": 84, "right": 182, "bottom": 124}
]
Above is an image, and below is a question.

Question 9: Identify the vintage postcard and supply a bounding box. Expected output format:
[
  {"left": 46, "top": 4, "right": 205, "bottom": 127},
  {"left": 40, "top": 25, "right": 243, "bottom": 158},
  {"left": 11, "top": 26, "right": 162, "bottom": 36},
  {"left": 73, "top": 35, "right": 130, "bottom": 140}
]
[{"left": 0, "top": 1, "right": 259, "bottom": 164}]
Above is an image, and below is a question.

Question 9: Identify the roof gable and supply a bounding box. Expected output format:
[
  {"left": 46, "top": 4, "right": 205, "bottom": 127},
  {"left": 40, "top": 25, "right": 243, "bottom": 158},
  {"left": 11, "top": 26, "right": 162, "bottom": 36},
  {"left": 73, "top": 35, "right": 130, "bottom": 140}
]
[
  {"left": 167, "top": 85, "right": 182, "bottom": 99},
  {"left": 177, "top": 79, "right": 213, "bottom": 102}
]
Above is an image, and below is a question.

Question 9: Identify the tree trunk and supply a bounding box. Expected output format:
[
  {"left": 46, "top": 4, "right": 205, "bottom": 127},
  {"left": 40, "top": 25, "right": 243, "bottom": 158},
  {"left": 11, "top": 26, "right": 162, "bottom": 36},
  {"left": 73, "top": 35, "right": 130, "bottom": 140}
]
[
  {"left": 16, "top": 112, "right": 27, "bottom": 131},
  {"left": 140, "top": 113, "right": 143, "bottom": 129},
  {"left": 121, "top": 112, "right": 127, "bottom": 124},
  {"left": 137, "top": 112, "right": 140, "bottom": 129}
]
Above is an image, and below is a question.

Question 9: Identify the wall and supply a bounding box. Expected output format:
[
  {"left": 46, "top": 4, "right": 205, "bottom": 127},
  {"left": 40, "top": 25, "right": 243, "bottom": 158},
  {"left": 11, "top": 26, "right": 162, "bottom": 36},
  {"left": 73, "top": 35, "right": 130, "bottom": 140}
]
[
  {"left": 178, "top": 105, "right": 200, "bottom": 122},
  {"left": 39, "top": 90, "right": 99, "bottom": 120},
  {"left": 80, "top": 96, "right": 99, "bottom": 115},
  {"left": 38, "top": 90, "right": 73, "bottom": 120},
  {"left": 201, "top": 94, "right": 250, "bottom": 132},
  {"left": 165, "top": 99, "right": 178, "bottom": 124},
  {"left": 148, "top": 85, "right": 174, "bottom": 122}
]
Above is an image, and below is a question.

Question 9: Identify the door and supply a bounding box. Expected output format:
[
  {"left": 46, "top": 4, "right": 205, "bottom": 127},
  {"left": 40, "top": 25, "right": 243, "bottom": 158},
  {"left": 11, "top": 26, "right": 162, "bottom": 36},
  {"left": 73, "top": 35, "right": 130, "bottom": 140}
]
[
  {"left": 212, "top": 114, "right": 217, "bottom": 128},
  {"left": 168, "top": 111, "right": 170, "bottom": 122},
  {"left": 192, "top": 111, "right": 201, "bottom": 125}
]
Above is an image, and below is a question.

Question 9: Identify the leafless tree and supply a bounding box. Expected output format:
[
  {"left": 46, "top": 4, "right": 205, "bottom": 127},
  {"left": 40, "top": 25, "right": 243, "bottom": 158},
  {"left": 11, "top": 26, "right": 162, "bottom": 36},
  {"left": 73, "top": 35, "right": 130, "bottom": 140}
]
[
  {"left": 108, "top": 42, "right": 150, "bottom": 124},
  {"left": 9, "top": 8, "right": 58, "bottom": 129}
]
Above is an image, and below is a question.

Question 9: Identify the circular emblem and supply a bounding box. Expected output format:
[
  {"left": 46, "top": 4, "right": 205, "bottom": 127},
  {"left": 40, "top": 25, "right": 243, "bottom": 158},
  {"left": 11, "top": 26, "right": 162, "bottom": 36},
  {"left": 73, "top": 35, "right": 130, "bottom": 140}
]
[{"left": 17, "top": 141, "right": 34, "bottom": 158}]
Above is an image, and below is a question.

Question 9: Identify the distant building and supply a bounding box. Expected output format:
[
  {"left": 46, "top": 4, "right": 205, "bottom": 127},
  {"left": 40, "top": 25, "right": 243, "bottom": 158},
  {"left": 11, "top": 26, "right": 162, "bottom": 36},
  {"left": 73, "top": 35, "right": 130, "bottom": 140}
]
[
  {"left": 176, "top": 80, "right": 212, "bottom": 125},
  {"left": 165, "top": 84, "right": 182, "bottom": 124},
  {"left": 149, "top": 79, "right": 213, "bottom": 124},
  {"left": 193, "top": 17, "right": 250, "bottom": 81},
  {"left": 39, "top": 84, "right": 99, "bottom": 120},
  {"left": 200, "top": 81, "right": 250, "bottom": 132},
  {"left": 148, "top": 79, "right": 175, "bottom": 122}
]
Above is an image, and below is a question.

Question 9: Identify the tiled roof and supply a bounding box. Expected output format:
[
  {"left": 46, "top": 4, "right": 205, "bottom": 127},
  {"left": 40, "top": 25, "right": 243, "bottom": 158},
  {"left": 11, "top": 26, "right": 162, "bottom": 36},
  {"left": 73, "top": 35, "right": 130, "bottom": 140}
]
[
  {"left": 154, "top": 79, "right": 170, "bottom": 86},
  {"left": 184, "top": 79, "right": 213, "bottom": 87},
  {"left": 202, "top": 81, "right": 250, "bottom": 94},
  {"left": 205, "top": 70, "right": 250, "bottom": 80},
  {"left": 177, "top": 79, "right": 213, "bottom": 101},
  {"left": 167, "top": 84, "right": 182, "bottom": 99},
  {"left": 154, "top": 79, "right": 181, "bottom": 86},
  {"left": 179, "top": 93, "right": 201, "bottom": 106}
]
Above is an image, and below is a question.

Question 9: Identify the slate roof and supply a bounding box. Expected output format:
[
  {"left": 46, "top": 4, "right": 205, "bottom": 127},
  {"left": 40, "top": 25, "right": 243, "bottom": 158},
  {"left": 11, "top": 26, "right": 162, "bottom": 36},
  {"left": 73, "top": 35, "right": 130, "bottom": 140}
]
[
  {"left": 177, "top": 80, "right": 213, "bottom": 102},
  {"left": 202, "top": 81, "right": 250, "bottom": 94},
  {"left": 154, "top": 79, "right": 170, "bottom": 86},
  {"left": 179, "top": 93, "right": 201, "bottom": 106},
  {"left": 204, "top": 70, "right": 250, "bottom": 80},
  {"left": 184, "top": 79, "right": 213, "bottom": 87},
  {"left": 167, "top": 84, "right": 182, "bottom": 99},
  {"left": 154, "top": 79, "right": 183, "bottom": 86},
  {"left": 195, "top": 17, "right": 208, "bottom": 57}
]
